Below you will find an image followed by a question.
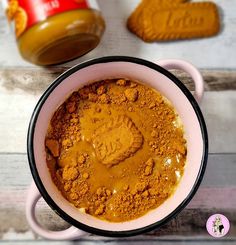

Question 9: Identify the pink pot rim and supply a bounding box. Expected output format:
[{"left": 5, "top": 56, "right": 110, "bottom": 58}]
[{"left": 27, "top": 56, "right": 208, "bottom": 237}]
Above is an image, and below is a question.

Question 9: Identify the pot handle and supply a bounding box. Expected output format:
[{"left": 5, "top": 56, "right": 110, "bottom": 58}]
[
  {"left": 26, "top": 181, "right": 87, "bottom": 240},
  {"left": 156, "top": 59, "right": 204, "bottom": 103}
]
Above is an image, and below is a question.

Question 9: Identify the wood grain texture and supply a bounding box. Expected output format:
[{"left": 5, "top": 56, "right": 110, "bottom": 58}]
[
  {"left": 1, "top": 0, "right": 236, "bottom": 243},
  {"left": 1, "top": 153, "right": 236, "bottom": 190},
  {"left": 0, "top": 68, "right": 235, "bottom": 155},
  {"left": 1, "top": 242, "right": 236, "bottom": 245},
  {"left": 0, "top": 153, "right": 235, "bottom": 240},
  {"left": 0, "top": 208, "right": 235, "bottom": 241},
  {"left": 0, "top": 69, "right": 236, "bottom": 94},
  {"left": 0, "top": 0, "right": 236, "bottom": 69},
  {"left": 0, "top": 69, "right": 235, "bottom": 242}
]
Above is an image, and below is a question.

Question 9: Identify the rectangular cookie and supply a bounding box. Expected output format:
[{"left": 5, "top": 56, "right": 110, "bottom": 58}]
[{"left": 128, "top": 1, "right": 220, "bottom": 42}]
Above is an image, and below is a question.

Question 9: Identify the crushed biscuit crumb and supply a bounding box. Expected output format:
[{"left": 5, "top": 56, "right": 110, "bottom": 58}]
[
  {"left": 62, "top": 166, "right": 79, "bottom": 181},
  {"left": 95, "top": 204, "right": 105, "bottom": 215},
  {"left": 45, "top": 139, "right": 60, "bottom": 157},
  {"left": 116, "top": 79, "right": 127, "bottom": 86},
  {"left": 45, "top": 77, "right": 186, "bottom": 223},
  {"left": 130, "top": 82, "right": 138, "bottom": 88},
  {"left": 124, "top": 88, "right": 139, "bottom": 102},
  {"left": 99, "top": 94, "right": 110, "bottom": 104},
  {"left": 149, "top": 102, "right": 156, "bottom": 109},
  {"left": 83, "top": 173, "right": 89, "bottom": 179},
  {"left": 97, "top": 85, "right": 106, "bottom": 95},
  {"left": 88, "top": 93, "right": 98, "bottom": 102},
  {"left": 77, "top": 154, "right": 86, "bottom": 164}
]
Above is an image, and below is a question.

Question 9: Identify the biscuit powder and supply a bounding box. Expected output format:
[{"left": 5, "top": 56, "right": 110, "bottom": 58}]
[{"left": 45, "top": 79, "right": 187, "bottom": 222}]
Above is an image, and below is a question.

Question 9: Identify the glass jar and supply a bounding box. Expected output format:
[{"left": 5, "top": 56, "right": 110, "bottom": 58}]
[{"left": 5, "top": 0, "right": 105, "bottom": 65}]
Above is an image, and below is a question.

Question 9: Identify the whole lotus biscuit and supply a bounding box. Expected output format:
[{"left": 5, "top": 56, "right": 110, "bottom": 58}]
[
  {"left": 92, "top": 115, "right": 143, "bottom": 166},
  {"left": 127, "top": 0, "right": 188, "bottom": 37},
  {"left": 127, "top": 0, "right": 220, "bottom": 42}
]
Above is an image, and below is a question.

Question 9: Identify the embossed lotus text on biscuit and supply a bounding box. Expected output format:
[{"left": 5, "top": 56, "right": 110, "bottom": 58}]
[
  {"left": 127, "top": 1, "right": 220, "bottom": 42},
  {"left": 92, "top": 115, "right": 143, "bottom": 166},
  {"left": 165, "top": 10, "right": 204, "bottom": 29}
]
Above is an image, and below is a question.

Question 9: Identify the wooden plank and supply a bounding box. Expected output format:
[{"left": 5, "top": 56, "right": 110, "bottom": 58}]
[
  {"left": 0, "top": 90, "right": 235, "bottom": 154},
  {"left": 0, "top": 0, "right": 236, "bottom": 243},
  {"left": 0, "top": 153, "right": 235, "bottom": 240},
  {"left": 201, "top": 92, "right": 236, "bottom": 154},
  {"left": 0, "top": 0, "right": 236, "bottom": 69},
  {"left": 1, "top": 187, "right": 235, "bottom": 215},
  {"left": 1, "top": 241, "right": 236, "bottom": 245},
  {"left": 1, "top": 69, "right": 236, "bottom": 93},
  {"left": 1, "top": 153, "right": 236, "bottom": 190},
  {"left": 188, "top": 187, "right": 236, "bottom": 209},
  {"left": 0, "top": 207, "right": 235, "bottom": 241},
  {"left": 201, "top": 154, "right": 236, "bottom": 187},
  {"left": 0, "top": 69, "right": 235, "bottom": 154}
]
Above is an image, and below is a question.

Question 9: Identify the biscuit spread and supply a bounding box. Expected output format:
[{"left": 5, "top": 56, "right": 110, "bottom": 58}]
[
  {"left": 5, "top": 0, "right": 105, "bottom": 65},
  {"left": 45, "top": 78, "right": 187, "bottom": 222}
]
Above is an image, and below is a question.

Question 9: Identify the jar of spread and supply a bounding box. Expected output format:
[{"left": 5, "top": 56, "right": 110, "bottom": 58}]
[{"left": 4, "top": 0, "right": 105, "bottom": 65}]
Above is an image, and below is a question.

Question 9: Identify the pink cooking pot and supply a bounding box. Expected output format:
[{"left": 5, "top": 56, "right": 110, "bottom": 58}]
[{"left": 26, "top": 56, "right": 208, "bottom": 240}]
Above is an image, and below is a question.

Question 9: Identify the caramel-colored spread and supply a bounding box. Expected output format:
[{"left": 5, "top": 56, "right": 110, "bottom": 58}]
[
  {"left": 17, "top": 10, "right": 105, "bottom": 65},
  {"left": 45, "top": 78, "right": 187, "bottom": 222}
]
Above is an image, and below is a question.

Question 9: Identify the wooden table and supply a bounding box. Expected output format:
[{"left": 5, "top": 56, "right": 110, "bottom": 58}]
[{"left": 0, "top": 0, "right": 236, "bottom": 244}]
